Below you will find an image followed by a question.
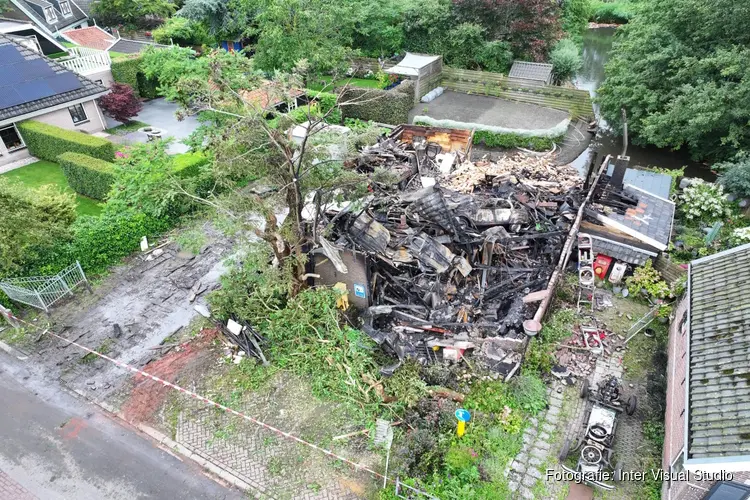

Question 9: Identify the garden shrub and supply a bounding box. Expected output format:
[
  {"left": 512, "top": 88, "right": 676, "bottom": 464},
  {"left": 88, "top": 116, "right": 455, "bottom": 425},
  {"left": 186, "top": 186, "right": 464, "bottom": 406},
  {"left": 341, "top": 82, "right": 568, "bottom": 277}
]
[
  {"left": 589, "top": 0, "right": 638, "bottom": 23},
  {"left": 679, "top": 179, "right": 732, "bottom": 223},
  {"left": 18, "top": 121, "right": 116, "bottom": 162},
  {"left": 305, "top": 90, "right": 342, "bottom": 124},
  {"left": 58, "top": 152, "right": 116, "bottom": 201},
  {"left": 473, "top": 130, "right": 557, "bottom": 151},
  {"left": 152, "top": 17, "right": 213, "bottom": 46},
  {"left": 717, "top": 154, "right": 750, "bottom": 198},
  {"left": 340, "top": 80, "right": 414, "bottom": 125},
  {"left": 625, "top": 259, "right": 672, "bottom": 300},
  {"left": 550, "top": 38, "right": 582, "bottom": 84}
]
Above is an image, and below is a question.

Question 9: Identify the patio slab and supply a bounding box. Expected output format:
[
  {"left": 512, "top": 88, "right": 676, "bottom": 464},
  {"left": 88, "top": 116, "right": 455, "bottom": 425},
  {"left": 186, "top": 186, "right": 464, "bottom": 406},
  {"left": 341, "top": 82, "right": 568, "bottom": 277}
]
[
  {"left": 106, "top": 98, "right": 200, "bottom": 154},
  {"left": 409, "top": 90, "right": 569, "bottom": 131}
]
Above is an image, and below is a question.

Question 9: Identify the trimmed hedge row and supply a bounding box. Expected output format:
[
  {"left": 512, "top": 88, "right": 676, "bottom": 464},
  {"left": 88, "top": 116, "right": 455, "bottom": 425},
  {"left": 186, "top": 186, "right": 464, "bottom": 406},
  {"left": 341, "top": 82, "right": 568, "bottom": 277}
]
[
  {"left": 173, "top": 151, "right": 209, "bottom": 178},
  {"left": 58, "top": 152, "right": 116, "bottom": 200},
  {"left": 18, "top": 121, "right": 116, "bottom": 162},
  {"left": 111, "top": 55, "right": 158, "bottom": 99},
  {"left": 339, "top": 80, "right": 414, "bottom": 125}
]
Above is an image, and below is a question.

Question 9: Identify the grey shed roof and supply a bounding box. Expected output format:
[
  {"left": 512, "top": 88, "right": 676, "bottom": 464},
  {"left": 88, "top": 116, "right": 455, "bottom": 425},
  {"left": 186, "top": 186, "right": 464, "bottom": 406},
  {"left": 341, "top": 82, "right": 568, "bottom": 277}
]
[
  {"left": 508, "top": 61, "right": 553, "bottom": 85},
  {"left": 108, "top": 38, "right": 169, "bottom": 54},
  {"left": 0, "top": 34, "right": 107, "bottom": 122},
  {"left": 687, "top": 244, "right": 750, "bottom": 462},
  {"left": 605, "top": 185, "right": 675, "bottom": 247},
  {"left": 606, "top": 163, "right": 673, "bottom": 200},
  {"left": 589, "top": 235, "right": 653, "bottom": 265}
]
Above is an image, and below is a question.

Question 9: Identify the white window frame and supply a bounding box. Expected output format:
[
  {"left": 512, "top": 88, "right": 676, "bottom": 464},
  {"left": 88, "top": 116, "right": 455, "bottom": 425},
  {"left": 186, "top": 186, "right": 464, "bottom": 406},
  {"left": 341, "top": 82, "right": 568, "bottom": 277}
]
[
  {"left": 0, "top": 124, "right": 26, "bottom": 153},
  {"left": 68, "top": 103, "right": 89, "bottom": 125},
  {"left": 44, "top": 6, "right": 58, "bottom": 23},
  {"left": 59, "top": 1, "right": 72, "bottom": 16}
]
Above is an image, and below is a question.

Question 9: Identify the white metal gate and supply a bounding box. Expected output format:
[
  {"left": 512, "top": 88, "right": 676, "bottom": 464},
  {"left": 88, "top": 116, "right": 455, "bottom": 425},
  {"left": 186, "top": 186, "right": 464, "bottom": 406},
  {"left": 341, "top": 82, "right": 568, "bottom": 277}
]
[{"left": 0, "top": 261, "right": 90, "bottom": 313}]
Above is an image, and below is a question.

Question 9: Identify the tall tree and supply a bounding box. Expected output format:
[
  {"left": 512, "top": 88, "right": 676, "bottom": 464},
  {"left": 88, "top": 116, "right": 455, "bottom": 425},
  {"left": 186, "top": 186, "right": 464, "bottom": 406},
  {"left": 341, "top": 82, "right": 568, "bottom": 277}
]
[
  {"left": 597, "top": 0, "right": 750, "bottom": 161},
  {"left": 92, "top": 0, "right": 176, "bottom": 27}
]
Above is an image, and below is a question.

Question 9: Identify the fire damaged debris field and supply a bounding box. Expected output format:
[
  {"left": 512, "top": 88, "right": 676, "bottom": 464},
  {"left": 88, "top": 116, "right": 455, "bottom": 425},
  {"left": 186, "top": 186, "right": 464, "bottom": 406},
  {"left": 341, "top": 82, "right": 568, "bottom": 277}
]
[{"left": 311, "top": 127, "right": 586, "bottom": 379}]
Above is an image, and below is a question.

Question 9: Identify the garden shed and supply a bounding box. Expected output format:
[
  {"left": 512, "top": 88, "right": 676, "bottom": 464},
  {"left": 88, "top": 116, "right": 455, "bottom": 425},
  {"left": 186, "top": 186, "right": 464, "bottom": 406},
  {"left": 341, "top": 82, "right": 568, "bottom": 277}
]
[
  {"left": 508, "top": 61, "right": 553, "bottom": 86},
  {"left": 385, "top": 52, "right": 442, "bottom": 104}
]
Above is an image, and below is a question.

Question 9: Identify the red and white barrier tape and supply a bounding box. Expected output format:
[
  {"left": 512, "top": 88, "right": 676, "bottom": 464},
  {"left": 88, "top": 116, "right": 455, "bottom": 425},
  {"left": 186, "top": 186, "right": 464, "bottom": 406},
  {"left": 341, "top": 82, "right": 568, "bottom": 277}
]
[{"left": 8, "top": 316, "right": 387, "bottom": 482}]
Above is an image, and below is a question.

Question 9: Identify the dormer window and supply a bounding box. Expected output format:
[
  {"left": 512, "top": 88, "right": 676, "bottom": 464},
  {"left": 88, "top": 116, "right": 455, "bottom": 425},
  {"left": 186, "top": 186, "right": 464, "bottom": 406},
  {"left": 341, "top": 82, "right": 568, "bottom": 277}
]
[
  {"left": 60, "top": 1, "right": 72, "bottom": 16},
  {"left": 44, "top": 6, "right": 58, "bottom": 23}
]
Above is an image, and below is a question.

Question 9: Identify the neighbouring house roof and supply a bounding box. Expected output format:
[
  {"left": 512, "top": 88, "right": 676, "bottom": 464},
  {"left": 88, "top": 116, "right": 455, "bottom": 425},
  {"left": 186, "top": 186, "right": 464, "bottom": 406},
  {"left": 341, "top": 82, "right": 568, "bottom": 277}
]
[
  {"left": 107, "top": 38, "right": 169, "bottom": 54},
  {"left": 0, "top": 33, "right": 107, "bottom": 124},
  {"left": 385, "top": 52, "right": 441, "bottom": 77},
  {"left": 8, "top": 0, "right": 87, "bottom": 34},
  {"left": 62, "top": 25, "right": 114, "bottom": 50},
  {"left": 71, "top": 0, "right": 92, "bottom": 16},
  {"left": 508, "top": 61, "right": 553, "bottom": 85},
  {"left": 239, "top": 81, "right": 305, "bottom": 111},
  {"left": 686, "top": 243, "right": 750, "bottom": 467},
  {"left": 0, "top": 17, "right": 66, "bottom": 54}
]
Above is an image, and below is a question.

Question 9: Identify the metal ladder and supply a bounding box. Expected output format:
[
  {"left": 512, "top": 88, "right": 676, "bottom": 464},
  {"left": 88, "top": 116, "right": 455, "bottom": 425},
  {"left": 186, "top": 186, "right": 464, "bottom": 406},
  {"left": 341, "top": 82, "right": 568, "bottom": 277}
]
[{"left": 577, "top": 233, "right": 595, "bottom": 313}]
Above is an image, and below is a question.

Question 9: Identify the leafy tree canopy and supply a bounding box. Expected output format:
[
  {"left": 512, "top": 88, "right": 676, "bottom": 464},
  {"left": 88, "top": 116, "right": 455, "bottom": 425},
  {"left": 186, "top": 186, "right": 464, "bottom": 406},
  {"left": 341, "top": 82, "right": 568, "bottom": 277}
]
[
  {"left": 92, "top": 0, "right": 176, "bottom": 27},
  {"left": 597, "top": 0, "right": 750, "bottom": 161}
]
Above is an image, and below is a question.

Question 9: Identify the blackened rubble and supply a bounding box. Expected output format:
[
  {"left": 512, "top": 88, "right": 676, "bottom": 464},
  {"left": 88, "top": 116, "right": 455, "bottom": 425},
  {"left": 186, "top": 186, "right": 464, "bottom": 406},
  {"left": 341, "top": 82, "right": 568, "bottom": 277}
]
[{"left": 312, "top": 129, "right": 585, "bottom": 378}]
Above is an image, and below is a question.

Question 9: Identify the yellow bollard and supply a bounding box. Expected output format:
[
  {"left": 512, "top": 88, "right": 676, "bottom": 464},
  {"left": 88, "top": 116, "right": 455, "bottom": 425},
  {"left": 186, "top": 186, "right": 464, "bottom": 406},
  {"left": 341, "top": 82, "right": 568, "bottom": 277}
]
[
  {"left": 333, "top": 282, "right": 349, "bottom": 310},
  {"left": 455, "top": 409, "right": 470, "bottom": 438}
]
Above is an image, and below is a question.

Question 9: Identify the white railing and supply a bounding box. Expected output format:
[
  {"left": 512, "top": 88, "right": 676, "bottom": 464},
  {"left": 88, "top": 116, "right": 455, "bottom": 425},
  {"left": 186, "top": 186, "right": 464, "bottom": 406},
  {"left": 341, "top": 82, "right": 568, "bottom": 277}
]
[
  {"left": 58, "top": 48, "right": 111, "bottom": 76},
  {"left": 0, "top": 261, "right": 91, "bottom": 313}
]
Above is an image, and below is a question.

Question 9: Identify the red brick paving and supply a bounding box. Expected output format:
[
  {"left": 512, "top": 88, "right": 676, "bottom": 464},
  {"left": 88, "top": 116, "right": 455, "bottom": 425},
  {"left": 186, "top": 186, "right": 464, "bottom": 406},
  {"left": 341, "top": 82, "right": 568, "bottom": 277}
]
[{"left": 0, "top": 470, "right": 36, "bottom": 500}]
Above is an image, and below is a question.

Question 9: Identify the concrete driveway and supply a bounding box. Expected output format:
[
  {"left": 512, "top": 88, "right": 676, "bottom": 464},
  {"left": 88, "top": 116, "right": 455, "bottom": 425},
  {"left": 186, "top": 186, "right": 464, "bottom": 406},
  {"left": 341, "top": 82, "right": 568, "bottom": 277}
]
[{"left": 106, "top": 98, "right": 200, "bottom": 154}]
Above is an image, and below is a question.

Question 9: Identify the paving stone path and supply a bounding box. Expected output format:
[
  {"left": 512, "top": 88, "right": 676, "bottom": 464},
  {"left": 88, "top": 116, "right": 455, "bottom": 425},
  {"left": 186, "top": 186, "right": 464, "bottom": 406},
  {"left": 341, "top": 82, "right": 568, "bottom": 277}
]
[
  {"left": 175, "top": 402, "right": 369, "bottom": 500},
  {"left": 0, "top": 470, "right": 36, "bottom": 500}
]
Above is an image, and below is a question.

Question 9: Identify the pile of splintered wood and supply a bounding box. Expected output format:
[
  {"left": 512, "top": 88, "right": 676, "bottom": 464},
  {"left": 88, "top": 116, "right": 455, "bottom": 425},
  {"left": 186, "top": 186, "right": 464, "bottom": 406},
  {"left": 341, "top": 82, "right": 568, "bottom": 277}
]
[{"left": 444, "top": 154, "right": 582, "bottom": 194}]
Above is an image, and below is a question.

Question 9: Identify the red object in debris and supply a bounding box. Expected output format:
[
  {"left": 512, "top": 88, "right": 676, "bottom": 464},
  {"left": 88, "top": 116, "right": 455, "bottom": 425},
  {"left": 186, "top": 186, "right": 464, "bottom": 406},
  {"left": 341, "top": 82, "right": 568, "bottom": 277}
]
[{"left": 594, "top": 254, "right": 613, "bottom": 280}]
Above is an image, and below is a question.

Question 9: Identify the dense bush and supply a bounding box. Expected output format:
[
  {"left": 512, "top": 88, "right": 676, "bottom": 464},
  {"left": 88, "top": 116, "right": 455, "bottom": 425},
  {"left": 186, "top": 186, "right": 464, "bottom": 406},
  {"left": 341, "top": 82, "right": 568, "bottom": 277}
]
[
  {"left": 473, "top": 130, "right": 557, "bottom": 151},
  {"left": 153, "top": 16, "right": 213, "bottom": 46},
  {"left": 111, "top": 56, "right": 159, "bottom": 99},
  {"left": 305, "top": 90, "right": 342, "bottom": 123},
  {"left": 340, "top": 80, "right": 414, "bottom": 125},
  {"left": 562, "top": 0, "right": 593, "bottom": 35},
  {"left": 625, "top": 259, "right": 672, "bottom": 300},
  {"left": 58, "top": 152, "right": 116, "bottom": 201},
  {"left": 590, "top": 0, "right": 638, "bottom": 23},
  {"left": 18, "top": 121, "right": 116, "bottom": 162},
  {"left": 173, "top": 151, "right": 209, "bottom": 178},
  {"left": 717, "top": 154, "right": 750, "bottom": 198},
  {"left": 0, "top": 179, "right": 75, "bottom": 277},
  {"left": 679, "top": 179, "right": 732, "bottom": 223},
  {"left": 550, "top": 38, "right": 583, "bottom": 84}
]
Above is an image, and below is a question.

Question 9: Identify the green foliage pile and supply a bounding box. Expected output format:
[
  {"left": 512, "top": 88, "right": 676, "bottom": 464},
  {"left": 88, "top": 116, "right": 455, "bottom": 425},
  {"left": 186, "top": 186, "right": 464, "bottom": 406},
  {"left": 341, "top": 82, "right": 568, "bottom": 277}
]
[
  {"left": 525, "top": 308, "right": 577, "bottom": 375},
  {"left": 0, "top": 179, "right": 76, "bottom": 277},
  {"left": 111, "top": 55, "right": 158, "bottom": 99},
  {"left": 550, "top": 38, "right": 583, "bottom": 84},
  {"left": 340, "top": 80, "right": 414, "bottom": 125},
  {"left": 625, "top": 259, "right": 673, "bottom": 300},
  {"left": 598, "top": 0, "right": 750, "bottom": 161},
  {"left": 18, "top": 121, "right": 115, "bottom": 162},
  {"left": 58, "top": 153, "right": 115, "bottom": 201},
  {"left": 153, "top": 17, "right": 214, "bottom": 46},
  {"left": 590, "top": 0, "right": 639, "bottom": 23},
  {"left": 472, "top": 130, "right": 557, "bottom": 151}
]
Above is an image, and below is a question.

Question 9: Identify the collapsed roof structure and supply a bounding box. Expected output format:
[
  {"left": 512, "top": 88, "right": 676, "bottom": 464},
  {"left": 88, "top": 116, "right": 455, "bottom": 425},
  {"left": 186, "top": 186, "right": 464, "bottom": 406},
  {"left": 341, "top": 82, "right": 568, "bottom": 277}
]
[{"left": 308, "top": 125, "right": 603, "bottom": 378}]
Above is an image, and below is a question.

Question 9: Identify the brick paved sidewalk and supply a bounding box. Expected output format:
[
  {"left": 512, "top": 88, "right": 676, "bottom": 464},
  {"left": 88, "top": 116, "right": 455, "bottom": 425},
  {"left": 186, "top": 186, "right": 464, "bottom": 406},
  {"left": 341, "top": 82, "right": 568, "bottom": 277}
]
[{"left": 0, "top": 470, "right": 36, "bottom": 500}]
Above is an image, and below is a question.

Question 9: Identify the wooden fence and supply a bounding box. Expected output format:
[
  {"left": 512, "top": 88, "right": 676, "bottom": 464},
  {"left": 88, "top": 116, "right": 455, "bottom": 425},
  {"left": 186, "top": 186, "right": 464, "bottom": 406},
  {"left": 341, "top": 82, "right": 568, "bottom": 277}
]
[
  {"left": 441, "top": 67, "right": 594, "bottom": 120},
  {"left": 654, "top": 253, "right": 687, "bottom": 284}
]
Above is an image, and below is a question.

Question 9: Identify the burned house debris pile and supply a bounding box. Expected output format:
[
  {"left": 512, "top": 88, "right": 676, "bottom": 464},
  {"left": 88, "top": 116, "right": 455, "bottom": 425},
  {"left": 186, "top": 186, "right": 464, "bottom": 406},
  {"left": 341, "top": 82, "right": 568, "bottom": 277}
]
[{"left": 314, "top": 135, "right": 586, "bottom": 378}]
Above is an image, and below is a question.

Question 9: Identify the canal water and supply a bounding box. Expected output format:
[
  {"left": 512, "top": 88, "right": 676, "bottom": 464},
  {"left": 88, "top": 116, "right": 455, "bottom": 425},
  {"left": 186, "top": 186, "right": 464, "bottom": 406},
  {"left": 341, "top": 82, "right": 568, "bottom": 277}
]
[{"left": 570, "top": 27, "right": 711, "bottom": 179}]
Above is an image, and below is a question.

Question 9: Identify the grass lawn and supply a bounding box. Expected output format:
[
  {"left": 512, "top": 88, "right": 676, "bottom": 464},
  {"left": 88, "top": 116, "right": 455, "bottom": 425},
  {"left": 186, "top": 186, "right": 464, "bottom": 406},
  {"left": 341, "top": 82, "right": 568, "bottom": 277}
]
[
  {"left": 307, "top": 76, "right": 384, "bottom": 92},
  {"left": 2, "top": 161, "right": 103, "bottom": 217},
  {"left": 106, "top": 120, "right": 149, "bottom": 135}
]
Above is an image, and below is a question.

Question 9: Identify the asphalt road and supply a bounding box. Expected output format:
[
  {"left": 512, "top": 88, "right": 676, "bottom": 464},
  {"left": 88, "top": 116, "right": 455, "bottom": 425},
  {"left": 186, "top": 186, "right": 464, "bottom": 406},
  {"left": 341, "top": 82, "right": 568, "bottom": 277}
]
[{"left": 0, "top": 350, "right": 243, "bottom": 500}]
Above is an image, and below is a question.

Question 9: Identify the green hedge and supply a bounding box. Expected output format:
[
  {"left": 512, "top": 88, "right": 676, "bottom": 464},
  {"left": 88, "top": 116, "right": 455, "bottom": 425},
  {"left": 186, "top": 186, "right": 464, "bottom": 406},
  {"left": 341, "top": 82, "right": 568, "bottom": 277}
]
[
  {"left": 18, "top": 121, "right": 116, "bottom": 162},
  {"left": 473, "top": 130, "right": 559, "bottom": 151},
  {"left": 58, "top": 152, "right": 116, "bottom": 200},
  {"left": 111, "top": 55, "right": 158, "bottom": 99},
  {"left": 339, "top": 80, "right": 414, "bottom": 125},
  {"left": 305, "top": 90, "right": 342, "bottom": 123},
  {"left": 173, "top": 151, "right": 208, "bottom": 178}
]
